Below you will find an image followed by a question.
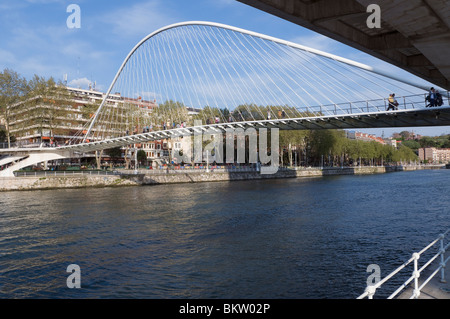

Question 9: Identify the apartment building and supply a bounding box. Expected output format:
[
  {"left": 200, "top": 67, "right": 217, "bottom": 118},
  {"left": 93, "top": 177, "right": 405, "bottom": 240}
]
[
  {"left": 7, "top": 86, "right": 157, "bottom": 146},
  {"left": 346, "top": 131, "right": 386, "bottom": 144},
  {"left": 418, "top": 147, "right": 450, "bottom": 163}
]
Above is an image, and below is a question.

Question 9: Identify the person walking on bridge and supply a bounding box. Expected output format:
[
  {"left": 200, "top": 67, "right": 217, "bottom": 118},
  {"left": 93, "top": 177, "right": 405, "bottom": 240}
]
[
  {"left": 387, "top": 93, "right": 398, "bottom": 111},
  {"left": 426, "top": 87, "right": 436, "bottom": 107}
]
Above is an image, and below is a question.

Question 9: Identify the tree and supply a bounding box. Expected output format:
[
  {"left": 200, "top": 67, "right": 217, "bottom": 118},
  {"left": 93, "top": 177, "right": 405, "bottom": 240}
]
[
  {"left": 95, "top": 150, "right": 104, "bottom": 170},
  {"left": 26, "top": 75, "right": 71, "bottom": 142},
  {"left": 402, "top": 140, "right": 421, "bottom": 151},
  {"left": 279, "top": 130, "right": 307, "bottom": 166},
  {"left": 153, "top": 100, "right": 189, "bottom": 128},
  {"left": 399, "top": 131, "right": 412, "bottom": 140},
  {"left": 419, "top": 136, "right": 438, "bottom": 148},
  {"left": 0, "top": 69, "right": 28, "bottom": 147},
  {"left": 137, "top": 149, "right": 147, "bottom": 165},
  {"left": 105, "top": 147, "right": 123, "bottom": 166}
]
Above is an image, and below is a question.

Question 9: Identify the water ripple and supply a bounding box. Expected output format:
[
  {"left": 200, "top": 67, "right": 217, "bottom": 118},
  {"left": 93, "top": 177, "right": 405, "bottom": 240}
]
[{"left": 0, "top": 170, "right": 448, "bottom": 298}]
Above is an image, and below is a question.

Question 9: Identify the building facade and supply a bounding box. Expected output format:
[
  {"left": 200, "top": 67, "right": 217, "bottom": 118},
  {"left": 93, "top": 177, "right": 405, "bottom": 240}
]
[
  {"left": 7, "top": 86, "right": 157, "bottom": 146},
  {"left": 418, "top": 147, "right": 450, "bottom": 163},
  {"left": 6, "top": 86, "right": 201, "bottom": 165},
  {"left": 346, "top": 130, "right": 386, "bottom": 144}
]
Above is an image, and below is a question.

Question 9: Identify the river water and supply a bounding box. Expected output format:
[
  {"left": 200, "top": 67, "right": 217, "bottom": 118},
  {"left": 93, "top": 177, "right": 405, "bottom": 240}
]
[{"left": 0, "top": 169, "right": 449, "bottom": 299}]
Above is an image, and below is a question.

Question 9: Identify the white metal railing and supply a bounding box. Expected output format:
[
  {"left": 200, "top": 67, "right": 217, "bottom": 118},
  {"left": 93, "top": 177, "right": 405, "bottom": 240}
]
[
  {"left": 301, "top": 91, "right": 450, "bottom": 117},
  {"left": 358, "top": 229, "right": 450, "bottom": 299},
  {"left": 14, "top": 170, "right": 120, "bottom": 177},
  {"left": 117, "top": 166, "right": 261, "bottom": 175}
]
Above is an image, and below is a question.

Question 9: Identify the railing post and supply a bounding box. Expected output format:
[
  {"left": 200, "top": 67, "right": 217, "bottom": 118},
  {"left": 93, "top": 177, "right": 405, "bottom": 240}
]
[
  {"left": 412, "top": 252, "right": 421, "bottom": 299},
  {"left": 440, "top": 234, "right": 447, "bottom": 283},
  {"left": 365, "top": 285, "right": 376, "bottom": 299}
]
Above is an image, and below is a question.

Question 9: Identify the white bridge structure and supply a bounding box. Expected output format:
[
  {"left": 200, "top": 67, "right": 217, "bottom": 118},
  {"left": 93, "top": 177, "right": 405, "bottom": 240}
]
[{"left": 1, "top": 21, "right": 449, "bottom": 177}]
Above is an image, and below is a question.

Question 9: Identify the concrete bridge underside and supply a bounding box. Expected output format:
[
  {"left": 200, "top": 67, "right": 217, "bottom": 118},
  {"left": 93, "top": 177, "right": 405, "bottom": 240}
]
[
  {"left": 237, "top": 0, "right": 450, "bottom": 90},
  {"left": 1, "top": 106, "right": 450, "bottom": 177}
]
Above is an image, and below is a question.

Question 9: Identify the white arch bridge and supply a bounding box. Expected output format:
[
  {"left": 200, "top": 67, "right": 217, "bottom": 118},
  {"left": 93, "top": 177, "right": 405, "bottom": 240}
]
[{"left": 1, "top": 21, "right": 449, "bottom": 177}]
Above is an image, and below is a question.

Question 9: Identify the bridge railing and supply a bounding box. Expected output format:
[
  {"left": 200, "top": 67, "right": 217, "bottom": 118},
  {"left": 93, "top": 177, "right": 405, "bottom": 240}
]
[
  {"left": 0, "top": 143, "right": 18, "bottom": 149},
  {"left": 357, "top": 229, "right": 450, "bottom": 299},
  {"left": 117, "top": 166, "right": 261, "bottom": 175},
  {"left": 305, "top": 92, "right": 449, "bottom": 117},
  {"left": 14, "top": 170, "right": 120, "bottom": 177}
]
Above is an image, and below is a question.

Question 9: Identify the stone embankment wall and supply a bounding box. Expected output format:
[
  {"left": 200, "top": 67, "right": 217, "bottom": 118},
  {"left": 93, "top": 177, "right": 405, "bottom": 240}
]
[
  {"left": 0, "top": 175, "right": 140, "bottom": 191},
  {"left": 0, "top": 165, "right": 443, "bottom": 191},
  {"left": 137, "top": 166, "right": 427, "bottom": 185}
]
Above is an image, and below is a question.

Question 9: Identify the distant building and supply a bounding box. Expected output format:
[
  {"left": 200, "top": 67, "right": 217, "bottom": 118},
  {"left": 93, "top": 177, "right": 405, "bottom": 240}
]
[
  {"left": 346, "top": 131, "right": 386, "bottom": 144},
  {"left": 418, "top": 147, "right": 450, "bottom": 163},
  {"left": 388, "top": 139, "right": 398, "bottom": 148}
]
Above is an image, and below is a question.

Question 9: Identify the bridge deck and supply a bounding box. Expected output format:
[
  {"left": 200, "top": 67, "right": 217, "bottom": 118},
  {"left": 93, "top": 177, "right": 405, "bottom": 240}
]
[
  {"left": 1, "top": 105, "right": 450, "bottom": 157},
  {"left": 9, "top": 106, "right": 450, "bottom": 154}
]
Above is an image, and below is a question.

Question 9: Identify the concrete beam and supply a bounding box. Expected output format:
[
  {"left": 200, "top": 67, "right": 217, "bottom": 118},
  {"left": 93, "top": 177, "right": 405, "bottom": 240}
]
[{"left": 237, "top": 0, "right": 450, "bottom": 90}]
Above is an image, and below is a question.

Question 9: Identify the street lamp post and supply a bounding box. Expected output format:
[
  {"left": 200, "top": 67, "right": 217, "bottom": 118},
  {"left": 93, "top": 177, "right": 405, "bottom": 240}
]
[{"left": 134, "top": 147, "right": 138, "bottom": 174}]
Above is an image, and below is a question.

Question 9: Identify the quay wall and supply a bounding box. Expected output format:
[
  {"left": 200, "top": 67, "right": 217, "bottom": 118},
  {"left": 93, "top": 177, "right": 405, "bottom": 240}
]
[
  {"left": 0, "top": 175, "right": 140, "bottom": 191},
  {"left": 0, "top": 165, "right": 443, "bottom": 191},
  {"left": 138, "top": 165, "right": 438, "bottom": 185}
]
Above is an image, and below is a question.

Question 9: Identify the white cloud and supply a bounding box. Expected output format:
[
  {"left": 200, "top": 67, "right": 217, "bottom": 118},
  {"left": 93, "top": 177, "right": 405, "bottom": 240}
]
[
  {"left": 69, "top": 77, "right": 92, "bottom": 89},
  {"left": 100, "top": 1, "right": 177, "bottom": 38}
]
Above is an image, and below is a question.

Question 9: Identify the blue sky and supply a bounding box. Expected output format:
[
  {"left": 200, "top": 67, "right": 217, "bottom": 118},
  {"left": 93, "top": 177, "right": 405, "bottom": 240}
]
[{"left": 1, "top": 0, "right": 448, "bottom": 137}]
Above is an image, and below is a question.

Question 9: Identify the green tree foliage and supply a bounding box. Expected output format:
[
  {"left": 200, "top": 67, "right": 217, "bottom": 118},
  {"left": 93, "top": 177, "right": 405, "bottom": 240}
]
[
  {"left": 402, "top": 140, "right": 421, "bottom": 151},
  {"left": 289, "top": 129, "right": 418, "bottom": 167},
  {"left": 1, "top": 68, "right": 78, "bottom": 145},
  {"left": 0, "top": 68, "right": 28, "bottom": 146},
  {"left": 151, "top": 100, "right": 189, "bottom": 128},
  {"left": 105, "top": 147, "right": 123, "bottom": 165},
  {"left": 137, "top": 149, "right": 147, "bottom": 165},
  {"left": 415, "top": 135, "right": 450, "bottom": 149},
  {"left": 25, "top": 75, "right": 72, "bottom": 139}
]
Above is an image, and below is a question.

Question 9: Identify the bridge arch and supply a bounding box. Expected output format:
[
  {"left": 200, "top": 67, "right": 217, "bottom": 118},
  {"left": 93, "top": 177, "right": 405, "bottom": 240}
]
[{"left": 81, "top": 21, "right": 429, "bottom": 143}]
